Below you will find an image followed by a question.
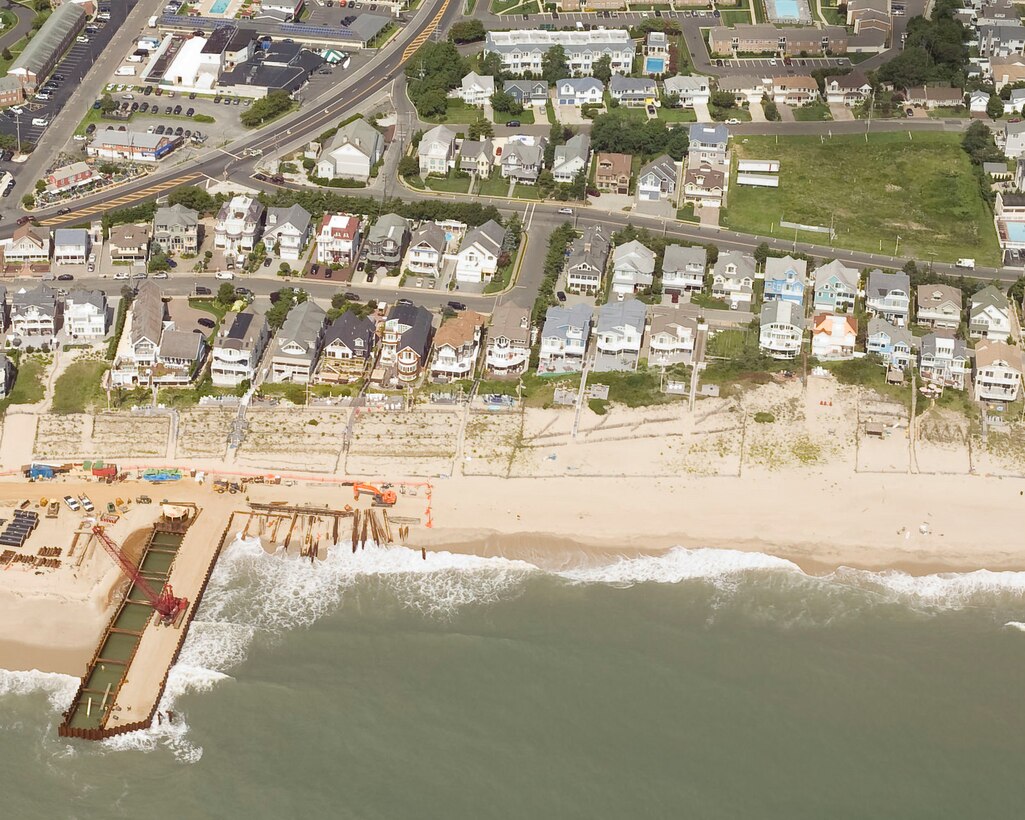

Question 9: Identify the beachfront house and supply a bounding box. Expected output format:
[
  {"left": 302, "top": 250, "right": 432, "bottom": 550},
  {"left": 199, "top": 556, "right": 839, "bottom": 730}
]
[
  {"left": 539, "top": 303, "right": 592, "bottom": 373},
  {"left": 810, "top": 313, "right": 856, "bottom": 360},
  {"left": 211, "top": 308, "right": 270, "bottom": 387},
  {"left": 974, "top": 338, "right": 1024, "bottom": 402},
  {"left": 486, "top": 304, "right": 532, "bottom": 377},
  {"left": 647, "top": 308, "right": 698, "bottom": 365},
  {"left": 10, "top": 285, "right": 57, "bottom": 339},
  {"left": 759, "top": 300, "right": 804, "bottom": 359},
  {"left": 63, "top": 289, "right": 107, "bottom": 339},
  {"left": 430, "top": 310, "right": 486, "bottom": 381},
  {"left": 315, "top": 311, "right": 376, "bottom": 385},
  {"left": 268, "top": 300, "right": 327, "bottom": 384},
  {"left": 380, "top": 302, "right": 434, "bottom": 384},
  {"left": 594, "top": 298, "right": 646, "bottom": 371},
  {"left": 919, "top": 330, "right": 969, "bottom": 390}
]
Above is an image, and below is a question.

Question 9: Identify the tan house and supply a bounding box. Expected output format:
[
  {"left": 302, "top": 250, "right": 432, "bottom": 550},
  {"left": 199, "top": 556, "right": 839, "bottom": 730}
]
[
  {"left": 595, "top": 152, "right": 632, "bottom": 194},
  {"left": 431, "top": 310, "right": 486, "bottom": 381},
  {"left": 3, "top": 225, "right": 50, "bottom": 263},
  {"left": 708, "top": 24, "right": 848, "bottom": 56},
  {"left": 991, "top": 56, "right": 1025, "bottom": 90},
  {"left": 108, "top": 224, "right": 151, "bottom": 263},
  {"left": 974, "top": 338, "right": 1023, "bottom": 402},
  {"left": 486, "top": 304, "right": 531, "bottom": 377},
  {"left": 904, "top": 85, "right": 964, "bottom": 109},
  {"left": 916, "top": 284, "right": 962, "bottom": 330}
]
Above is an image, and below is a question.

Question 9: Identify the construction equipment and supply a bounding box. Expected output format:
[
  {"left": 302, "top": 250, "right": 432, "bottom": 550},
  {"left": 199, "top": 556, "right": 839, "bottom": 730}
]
[
  {"left": 90, "top": 525, "right": 188, "bottom": 625},
  {"left": 135, "top": 495, "right": 152, "bottom": 504},
  {"left": 213, "top": 480, "right": 228, "bottom": 494},
  {"left": 353, "top": 483, "right": 397, "bottom": 507},
  {"left": 46, "top": 501, "right": 59, "bottom": 519}
]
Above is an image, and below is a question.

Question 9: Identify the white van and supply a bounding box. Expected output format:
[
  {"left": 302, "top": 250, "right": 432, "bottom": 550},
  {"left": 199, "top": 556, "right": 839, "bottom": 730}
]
[
  {"left": 214, "top": 270, "right": 234, "bottom": 280},
  {"left": 955, "top": 258, "right": 975, "bottom": 269},
  {"left": 31, "top": 117, "right": 48, "bottom": 127},
  {"left": 115, "top": 66, "right": 136, "bottom": 77}
]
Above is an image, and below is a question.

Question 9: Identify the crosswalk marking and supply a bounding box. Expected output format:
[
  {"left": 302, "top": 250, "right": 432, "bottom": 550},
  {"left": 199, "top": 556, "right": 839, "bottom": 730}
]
[
  {"left": 401, "top": 0, "right": 451, "bottom": 63},
  {"left": 37, "top": 173, "right": 202, "bottom": 224}
]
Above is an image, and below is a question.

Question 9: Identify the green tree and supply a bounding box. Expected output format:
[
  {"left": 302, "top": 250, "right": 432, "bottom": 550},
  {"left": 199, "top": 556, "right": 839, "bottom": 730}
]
[
  {"left": 448, "top": 20, "right": 485, "bottom": 44},
  {"left": 592, "top": 54, "right": 612, "bottom": 85},
  {"left": 710, "top": 90, "right": 735, "bottom": 109},
  {"left": 398, "top": 155, "right": 420, "bottom": 177},
  {"left": 216, "top": 282, "right": 237, "bottom": 305},
  {"left": 542, "top": 45, "right": 570, "bottom": 84},
  {"left": 490, "top": 89, "right": 522, "bottom": 115},
  {"left": 754, "top": 242, "right": 770, "bottom": 266},
  {"left": 762, "top": 99, "right": 781, "bottom": 121},
  {"left": 986, "top": 93, "right": 1004, "bottom": 119},
  {"left": 1, "top": 48, "right": 11, "bottom": 62},
  {"left": 417, "top": 88, "right": 448, "bottom": 119},
  {"left": 479, "top": 51, "right": 505, "bottom": 81},
  {"left": 468, "top": 117, "right": 494, "bottom": 140},
  {"left": 239, "top": 91, "right": 294, "bottom": 127},
  {"left": 148, "top": 251, "right": 171, "bottom": 272},
  {"left": 34, "top": 179, "right": 45, "bottom": 193},
  {"left": 99, "top": 93, "right": 117, "bottom": 114}
]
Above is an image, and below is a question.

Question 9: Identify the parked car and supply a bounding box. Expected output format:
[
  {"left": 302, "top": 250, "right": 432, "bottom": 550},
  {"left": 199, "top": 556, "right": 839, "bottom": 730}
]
[
  {"left": 507, "top": 120, "right": 520, "bottom": 127},
  {"left": 173, "top": 105, "right": 182, "bottom": 115},
  {"left": 152, "top": 271, "right": 168, "bottom": 279},
  {"left": 79, "top": 495, "right": 94, "bottom": 512},
  {"left": 557, "top": 290, "right": 567, "bottom": 302},
  {"left": 447, "top": 301, "right": 467, "bottom": 311},
  {"left": 557, "top": 207, "right": 573, "bottom": 215},
  {"left": 344, "top": 292, "right": 360, "bottom": 301},
  {"left": 214, "top": 270, "right": 234, "bottom": 280},
  {"left": 195, "top": 285, "right": 212, "bottom": 295},
  {"left": 263, "top": 257, "right": 272, "bottom": 267},
  {"left": 186, "top": 107, "right": 194, "bottom": 117},
  {"left": 63, "top": 495, "right": 80, "bottom": 512},
  {"left": 57, "top": 274, "right": 74, "bottom": 281},
  {"left": 198, "top": 317, "right": 215, "bottom": 328}
]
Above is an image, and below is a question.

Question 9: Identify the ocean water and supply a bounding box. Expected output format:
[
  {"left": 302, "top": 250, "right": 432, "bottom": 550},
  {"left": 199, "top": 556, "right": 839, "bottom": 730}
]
[{"left": 2, "top": 538, "right": 1025, "bottom": 819}]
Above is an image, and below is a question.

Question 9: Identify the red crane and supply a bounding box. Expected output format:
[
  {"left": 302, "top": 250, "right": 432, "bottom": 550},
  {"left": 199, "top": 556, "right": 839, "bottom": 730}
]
[{"left": 91, "top": 525, "right": 189, "bottom": 625}]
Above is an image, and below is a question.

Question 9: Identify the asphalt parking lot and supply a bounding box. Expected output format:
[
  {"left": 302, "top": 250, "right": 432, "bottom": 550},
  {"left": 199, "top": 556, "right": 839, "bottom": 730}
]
[
  {"left": 0, "top": 0, "right": 137, "bottom": 147},
  {"left": 719, "top": 57, "right": 852, "bottom": 71}
]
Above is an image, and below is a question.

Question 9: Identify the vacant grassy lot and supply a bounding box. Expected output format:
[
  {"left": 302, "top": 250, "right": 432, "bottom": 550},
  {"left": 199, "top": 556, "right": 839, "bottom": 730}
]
[
  {"left": 723, "top": 133, "right": 1001, "bottom": 265},
  {"left": 51, "top": 359, "right": 110, "bottom": 414},
  {"left": 1, "top": 355, "right": 46, "bottom": 411}
]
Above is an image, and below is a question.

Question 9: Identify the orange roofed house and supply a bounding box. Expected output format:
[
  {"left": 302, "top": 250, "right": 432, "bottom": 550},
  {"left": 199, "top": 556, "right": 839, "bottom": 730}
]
[{"left": 811, "top": 313, "right": 857, "bottom": 360}]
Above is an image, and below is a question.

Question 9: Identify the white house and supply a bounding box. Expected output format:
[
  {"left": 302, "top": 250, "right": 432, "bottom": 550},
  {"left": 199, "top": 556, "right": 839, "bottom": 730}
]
[
  {"left": 969, "top": 284, "right": 1012, "bottom": 342},
  {"left": 555, "top": 77, "right": 604, "bottom": 106},
  {"left": 611, "top": 239, "right": 656, "bottom": 297},
  {"left": 215, "top": 195, "right": 265, "bottom": 260},
  {"left": 454, "top": 220, "right": 505, "bottom": 285},
  {"left": 919, "top": 331, "right": 969, "bottom": 390},
  {"left": 63, "top": 290, "right": 107, "bottom": 338},
  {"left": 407, "top": 222, "right": 447, "bottom": 276},
  {"left": 539, "top": 303, "right": 592, "bottom": 373},
  {"left": 52, "top": 228, "right": 89, "bottom": 265},
  {"left": 315, "top": 213, "right": 362, "bottom": 265},
  {"left": 811, "top": 312, "right": 857, "bottom": 360},
  {"left": 609, "top": 75, "right": 657, "bottom": 107},
  {"left": 4, "top": 226, "right": 49, "bottom": 263},
  {"left": 662, "top": 75, "right": 711, "bottom": 107},
  {"left": 552, "top": 133, "right": 591, "bottom": 184},
  {"left": 759, "top": 300, "right": 804, "bottom": 359},
  {"left": 661, "top": 244, "right": 706, "bottom": 295},
  {"left": 456, "top": 71, "right": 495, "bottom": 106},
  {"left": 483, "top": 29, "right": 634, "bottom": 77},
  {"left": 712, "top": 251, "right": 756, "bottom": 308},
  {"left": 594, "top": 298, "right": 647, "bottom": 370},
  {"left": 263, "top": 204, "right": 312, "bottom": 262},
  {"left": 418, "top": 125, "right": 456, "bottom": 176},
  {"left": 315, "top": 118, "right": 384, "bottom": 182}
]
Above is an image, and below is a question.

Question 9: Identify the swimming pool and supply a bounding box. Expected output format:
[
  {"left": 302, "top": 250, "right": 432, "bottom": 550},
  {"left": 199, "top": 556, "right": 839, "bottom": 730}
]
[
  {"left": 765, "top": 0, "right": 811, "bottom": 21},
  {"left": 644, "top": 56, "right": 666, "bottom": 75},
  {"left": 210, "top": 0, "right": 231, "bottom": 13},
  {"left": 1006, "top": 221, "right": 1025, "bottom": 243}
]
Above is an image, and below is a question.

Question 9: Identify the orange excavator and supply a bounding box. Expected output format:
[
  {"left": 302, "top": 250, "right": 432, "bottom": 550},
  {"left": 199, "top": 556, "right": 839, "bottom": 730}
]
[{"left": 353, "top": 483, "right": 397, "bottom": 507}]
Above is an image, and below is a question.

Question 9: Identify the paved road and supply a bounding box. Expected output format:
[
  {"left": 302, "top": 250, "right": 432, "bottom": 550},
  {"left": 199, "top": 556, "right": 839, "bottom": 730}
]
[
  {"left": 0, "top": 0, "right": 33, "bottom": 54},
  {"left": 10, "top": 0, "right": 460, "bottom": 231}
]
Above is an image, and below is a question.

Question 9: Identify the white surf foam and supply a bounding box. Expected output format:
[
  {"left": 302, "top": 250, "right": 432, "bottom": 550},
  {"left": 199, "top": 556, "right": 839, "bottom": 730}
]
[
  {"left": 833, "top": 567, "right": 1025, "bottom": 609},
  {"left": 0, "top": 668, "right": 78, "bottom": 712},
  {"left": 558, "top": 546, "right": 803, "bottom": 586},
  {"left": 1004, "top": 621, "right": 1025, "bottom": 632}
]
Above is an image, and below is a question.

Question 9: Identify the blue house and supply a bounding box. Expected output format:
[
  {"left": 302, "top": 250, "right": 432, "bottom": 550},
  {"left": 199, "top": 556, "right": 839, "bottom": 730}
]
[
  {"left": 813, "top": 259, "right": 859, "bottom": 314},
  {"left": 763, "top": 255, "right": 807, "bottom": 305},
  {"left": 866, "top": 317, "right": 916, "bottom": 369}
]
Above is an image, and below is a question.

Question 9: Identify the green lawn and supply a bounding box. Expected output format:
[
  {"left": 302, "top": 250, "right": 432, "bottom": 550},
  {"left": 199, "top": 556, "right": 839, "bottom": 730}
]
[
  {"left": 478, "top": 174, "right": 513, "bottom": 197},
  {"left": 495, "top": 107, "right": 535, "bottom": 125},
  {"left": 817, "top": 0, "right": 846, "bottom": 25},
  {"left": 425, "top": 98, "right": 484, "bottom": 125},
  {"left": 1, "top": 355, "right": 45, "bottom": 411},
  {"left": 719, "top": 7, "right": 753, "bottom": 24},
  {"left": 712, "top": 107, "right": 752, "bottom": 122},
  {"left": 587, "top": 368, "right": 683, "bottom": 407},
  {"left": 425, "top": 172, "right": 472, "bottom": 194},
  {"left": 490, "top": 0, "right": 523, "bottom": 13},
  {"left": 927, "top": 106, "right": 970, "bottom": 119},
  {"left": 51, "top": 359, "right": 110, "bottom": 414},
  {"left": 707, "top": 328, "right": 759, "bottom": 358},
  {"left": 792, "top": 101, "right": 832, "bottom": 122},
  {"left": 657, "top": 107, "right": 697, "bottom": 123},
  {"left": 722, "top": 133, "right": 1002, "bottom": 266}
]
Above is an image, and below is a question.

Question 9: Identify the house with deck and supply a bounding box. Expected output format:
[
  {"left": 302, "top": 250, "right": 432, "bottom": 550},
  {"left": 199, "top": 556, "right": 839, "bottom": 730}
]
[
  {"left": 486, "top": 304, "right": 532, "bottom": 377},
  {"left": 611, "top": 240, "right": 656, "bottom": 297},
  {"left": 661, "top": 244, "right": 706, "bottom": 296},
  {"left": 594, "top": 298, "right": 647, "bottom": 371},
  {"left": 974, "top": 338, "right": 1023, "bottom": 401},
  {"left": 539, "top": 303, "right": 592, "bottom": 373},
  {"left": 866, "top": 317, "right": 916, "bottom": 369},
  {"left": 969, "top": 285, "right": 1012, "bottom": 342},
  {"left": 919, "top": 331, "right": 969, "bottom": 390},
  {"left": 865, "top": 269, "right": 911, "bottom": 326},
  {"left": 811, "top": 313, "right": 856, "bottom": 360},
  {"left": 315, "top": 311, "right": 376, "bottom": 385},
  {"left": 763, "top": 255, "right": 807, "bottom": 305},
  {"left": 916, "top": 284, "right": 962, "bottom": 330},
  {"left": 759, "top": 300, "right": 804, "bottom": 359},
  {"left": 813, "top": 259, "right": 859, "bottom": 313},
  {"left": 431, "top": 310, "right": 486, "bottom": 381},
  {"left": 268, "top": 300, "right": 327, "bottom": 383},
  {"left": 711, "top": 251, "right": 756, "bottom": 308}
]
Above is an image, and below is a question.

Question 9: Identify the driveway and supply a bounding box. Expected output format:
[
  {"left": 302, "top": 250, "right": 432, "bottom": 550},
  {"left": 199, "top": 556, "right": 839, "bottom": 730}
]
[
  {"left": 693, "top": 102, "right": 712, "bottom": 123},
  {"left": 748, "top": 102, "right": 766, "bottom": 123},
  {"left": 777, "top": 103, "right": 796, "bottom": 122},
  {"left": 829, "top": 103, "right": 855, "bottom": 122}
]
